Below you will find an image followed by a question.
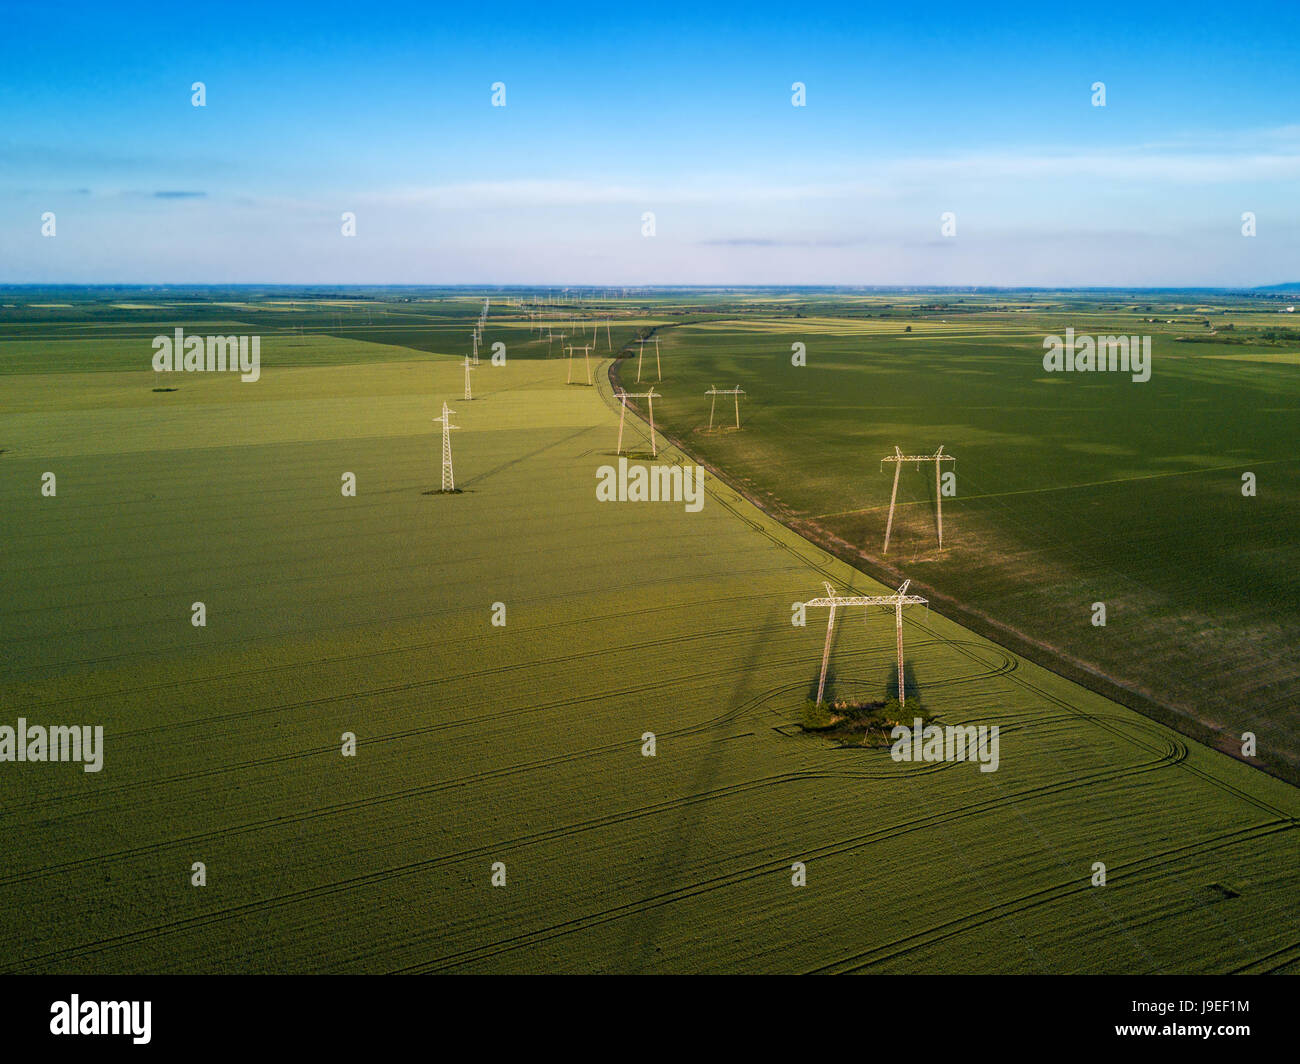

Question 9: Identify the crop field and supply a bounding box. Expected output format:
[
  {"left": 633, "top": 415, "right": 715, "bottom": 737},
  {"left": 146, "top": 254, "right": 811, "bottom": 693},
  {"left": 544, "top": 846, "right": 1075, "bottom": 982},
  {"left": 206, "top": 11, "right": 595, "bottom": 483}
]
[
  {"left": 618, "top": 295, "right": 1300, "bottom": 783},
  {"left": 1, "top": 294, "right": 1297, "bottom": 974}
]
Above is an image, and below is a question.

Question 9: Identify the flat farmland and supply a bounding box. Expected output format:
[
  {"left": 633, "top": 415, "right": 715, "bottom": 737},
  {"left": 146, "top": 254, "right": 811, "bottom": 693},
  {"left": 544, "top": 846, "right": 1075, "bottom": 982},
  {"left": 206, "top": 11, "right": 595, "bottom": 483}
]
[
  {"left": 0, "top": 304, "right": 1297, "bottom": 973},
  {"left": 619, "top": 304, "right": 1300, "bottom": 782}
]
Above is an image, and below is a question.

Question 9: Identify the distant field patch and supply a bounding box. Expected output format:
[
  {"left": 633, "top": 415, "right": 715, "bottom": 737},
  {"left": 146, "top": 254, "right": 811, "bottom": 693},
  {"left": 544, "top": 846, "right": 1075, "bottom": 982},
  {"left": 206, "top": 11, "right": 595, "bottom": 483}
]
[{"left": 1202, "top": 351, "right": 1300, "bottom": 365}]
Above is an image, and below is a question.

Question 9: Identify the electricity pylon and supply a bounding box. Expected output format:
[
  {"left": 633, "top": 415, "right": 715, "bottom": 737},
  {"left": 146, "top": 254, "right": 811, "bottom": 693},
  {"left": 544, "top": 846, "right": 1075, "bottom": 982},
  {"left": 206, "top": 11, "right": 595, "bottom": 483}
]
[
  {"left": 566, "top": 344, "right": 594, "bottom": 385},
  {"left": 434, "top": 402, "right": 458, "bottom": 492},
  {"left": 635, "top": 337, "right": 661, "bottom": 383},
  {"left": 636, "top": 337, "right": 662, "bottom": 382},
  {"left": 881, "top": 446, "right": 956, "bottom": 553},
  {"left": 614, "top": 387, "right": 661, "bottom": 457},
  {"left": 803, "top": 580, "right": 928, "bottom": 706},
  {"left": 705, "top": 385, "right": 746, "bottom": 430},
  {"left": 463, "top": 356, "right": 476, "bottom": 400}
]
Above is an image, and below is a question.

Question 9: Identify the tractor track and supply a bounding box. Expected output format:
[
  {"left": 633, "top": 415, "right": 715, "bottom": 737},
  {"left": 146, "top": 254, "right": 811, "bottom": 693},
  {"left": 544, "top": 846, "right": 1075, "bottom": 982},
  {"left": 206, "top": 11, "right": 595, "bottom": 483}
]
[
  {"left": 6, "top": 724, "right": 1195, "bottom": 973},
  {"left": 2, "top": 554, "right": 805, "bottom": 683},
  {"left": 0, "top": 635, "right": 1016, "bottom": 827},
  {"left": 810, "top": 819, "right": 1297, "bottom": 974},
  {"left": 0, "top": 645, "right": 1025, "bottom": 887},
  {"left": 393, "top": 733, "right": 1205, "bottom": 973}
]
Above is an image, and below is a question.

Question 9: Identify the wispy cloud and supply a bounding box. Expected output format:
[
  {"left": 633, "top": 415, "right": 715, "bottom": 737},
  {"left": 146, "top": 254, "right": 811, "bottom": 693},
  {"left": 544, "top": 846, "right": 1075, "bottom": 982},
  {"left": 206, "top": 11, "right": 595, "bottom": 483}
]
[
  {"left": 375, "top": 137, "right": 1300, "bottom": 214},
  {"left": 700, "top": 236, "right": 869, "bottom": 248},
  {"left": 885, "top": 148, "right": 1300, "bottom": 184},
  {"left": 378, "top": 177, "right": 889, "bottom": 208}
]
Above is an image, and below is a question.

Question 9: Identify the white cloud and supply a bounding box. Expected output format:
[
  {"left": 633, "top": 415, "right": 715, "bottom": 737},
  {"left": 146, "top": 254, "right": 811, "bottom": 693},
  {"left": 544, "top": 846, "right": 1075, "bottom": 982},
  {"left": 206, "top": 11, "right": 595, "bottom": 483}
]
[
  {"left": 885, "top": 149, "right": 1300, "bottom": 184},
  {"left": 374, "top": 129, "right": 1300, "bottom": 211},
  {"left": 377, "top": 176, "right": 890, "bottom": 208}
]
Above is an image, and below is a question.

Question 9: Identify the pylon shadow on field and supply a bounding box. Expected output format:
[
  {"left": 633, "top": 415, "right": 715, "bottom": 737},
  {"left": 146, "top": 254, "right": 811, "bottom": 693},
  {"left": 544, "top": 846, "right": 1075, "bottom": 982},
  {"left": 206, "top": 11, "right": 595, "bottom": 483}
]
[
  {"left": 620, "top": 607, "right": 780, "bottom": 971},
  {"left": 809, "top": 664, "right": 836, "bottom": 703},
  {"left": 460, "top": 424, "right": 597, "bottom": 489},
  {"left": 884, "top": 661, "right": 923, "bottom": 705}
]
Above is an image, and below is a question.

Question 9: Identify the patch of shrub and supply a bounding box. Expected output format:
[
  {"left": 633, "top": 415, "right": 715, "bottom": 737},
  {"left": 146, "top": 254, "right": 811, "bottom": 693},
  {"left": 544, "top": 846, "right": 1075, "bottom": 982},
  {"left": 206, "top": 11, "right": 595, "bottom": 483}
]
[
  {"left": 800, "top": 700, "right": 834, "bottom": 730},
  {"left": 882, "top": 697, "right": 932, "bottom": 725}
]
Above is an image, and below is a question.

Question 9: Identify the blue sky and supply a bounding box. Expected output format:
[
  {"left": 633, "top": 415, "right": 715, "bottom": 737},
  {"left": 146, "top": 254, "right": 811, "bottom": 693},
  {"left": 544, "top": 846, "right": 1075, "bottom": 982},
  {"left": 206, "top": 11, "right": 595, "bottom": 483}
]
[{"left": 2, "top": 1, "right": 1298, "bottom": 285}]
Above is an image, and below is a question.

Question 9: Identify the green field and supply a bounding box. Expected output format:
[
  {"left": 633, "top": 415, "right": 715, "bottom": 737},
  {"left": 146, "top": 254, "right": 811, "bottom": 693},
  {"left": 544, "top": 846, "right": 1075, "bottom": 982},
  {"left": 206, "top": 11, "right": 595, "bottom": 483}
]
[
  {"left": 1, "top": 293, "right": 1297, "bottom": 973},
  {"left": 614, "top": 295, "right": 1300, "bottom": 782}
]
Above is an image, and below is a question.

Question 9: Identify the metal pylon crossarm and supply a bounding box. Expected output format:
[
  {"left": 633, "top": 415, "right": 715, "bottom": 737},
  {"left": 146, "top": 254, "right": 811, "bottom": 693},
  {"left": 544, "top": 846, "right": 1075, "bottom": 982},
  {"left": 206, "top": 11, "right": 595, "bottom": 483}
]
[
  {"left": 803, "top": 580, "right": 928, "bottom": 706},
  {"left": 880, "top": 445, "right": 956, "bottom": 553}
]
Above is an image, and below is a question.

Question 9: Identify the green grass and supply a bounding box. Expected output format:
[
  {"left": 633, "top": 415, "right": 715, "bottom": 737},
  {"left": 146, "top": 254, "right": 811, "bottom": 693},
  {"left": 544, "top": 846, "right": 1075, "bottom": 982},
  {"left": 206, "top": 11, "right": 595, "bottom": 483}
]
[{"left": 0, "top": 294, "right": 1297, "bottom": 974}]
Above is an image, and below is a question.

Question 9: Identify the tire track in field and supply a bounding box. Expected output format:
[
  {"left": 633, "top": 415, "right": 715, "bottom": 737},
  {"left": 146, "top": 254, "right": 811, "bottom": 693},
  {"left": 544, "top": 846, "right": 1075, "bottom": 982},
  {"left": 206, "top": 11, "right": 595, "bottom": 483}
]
[
  {"left": 0, "top": 643, "right": 765, "bottom": 823},
  {"left": 0, "top": 757, "right": 945, "bottom": 973},
  {"left": 14, "top": 613, "right": 767, "bottom": 719},
  {"left": 3, "top": 653, "right": 1023, "bottom": 891},
  {"left": 0, "top": 773, "right": 806, "bottom": 971},
  {"left": 392, "top": 735, "right": 1203, "bottom": 973},
  {"left": 0, "top": 675, "right": 809, "bottom": 889},
  {"left": 5, "top": 736, "right": 1182, "bottom": 973},
  {"left": 1230, "top": 939, "right": 1300, "bottom": 974},
  {"left": 3, "top": 689, "right": 1179, "bottom": 970},
  {"left": 5, "top": 564, "right": 795, "bottom": 686},
  {"left": 7, "top": 596, "right": 1013, "bottom": 820},
  {"left": 5, "top": 520, "right": 806, "bottom": 676},
  {"left": 810, "top": 819, "right": 1298, "bottom": 974},
  {"left": 0, "top": 640, "right": 1016, "bottom": 827},
  {"left": 2, "top": 518, "right": 793, "bottom": 656}
]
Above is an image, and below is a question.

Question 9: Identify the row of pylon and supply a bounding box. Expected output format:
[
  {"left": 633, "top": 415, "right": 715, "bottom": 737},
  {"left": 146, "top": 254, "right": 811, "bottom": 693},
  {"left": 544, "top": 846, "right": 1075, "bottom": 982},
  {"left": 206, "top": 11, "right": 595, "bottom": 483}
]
[{"left": 433, "top": 303, "right": 940, "bottom": 710}]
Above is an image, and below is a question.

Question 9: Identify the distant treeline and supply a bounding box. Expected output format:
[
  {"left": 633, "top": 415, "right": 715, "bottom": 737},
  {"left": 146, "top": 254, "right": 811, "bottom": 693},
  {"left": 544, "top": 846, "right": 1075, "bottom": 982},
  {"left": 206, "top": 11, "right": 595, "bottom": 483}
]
[{"left": 1176, "top": 326, "right": 1300, "bottom": 345}]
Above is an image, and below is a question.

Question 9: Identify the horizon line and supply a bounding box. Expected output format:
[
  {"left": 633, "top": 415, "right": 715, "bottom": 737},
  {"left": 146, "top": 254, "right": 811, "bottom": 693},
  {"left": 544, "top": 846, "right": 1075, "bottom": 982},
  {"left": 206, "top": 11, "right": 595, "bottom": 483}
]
[{"left": 2, "top": 282, "right": 1298, "bottom": 293}]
